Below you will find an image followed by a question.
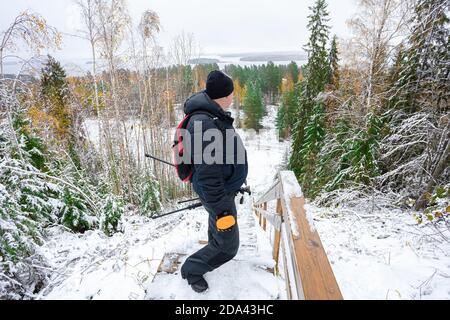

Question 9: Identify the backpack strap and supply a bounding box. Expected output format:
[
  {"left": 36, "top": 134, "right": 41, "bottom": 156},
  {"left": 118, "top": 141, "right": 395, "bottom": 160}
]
[{"left": 186, "top": 111, "right": 226, "bottom": 134}]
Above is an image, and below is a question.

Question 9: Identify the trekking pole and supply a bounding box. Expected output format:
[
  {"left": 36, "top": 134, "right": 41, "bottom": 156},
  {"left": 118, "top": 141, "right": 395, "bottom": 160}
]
[
  {"left": 178, "top": 198, "right": 200, "bottom": 204},
  {"left": 151, "top": 202, "right": 203, "bottom": 220},
  {"left": 152, "top": 186, "right": 252, "bottom": 219},
  {"left": 145, "top": 154, "right": 175, "bottom": 167}
]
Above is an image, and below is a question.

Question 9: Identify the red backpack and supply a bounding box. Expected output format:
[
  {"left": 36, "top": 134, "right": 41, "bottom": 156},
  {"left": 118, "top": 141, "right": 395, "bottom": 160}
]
[{"left": 172, "top": 111, "right": 219, "bottom": 183}]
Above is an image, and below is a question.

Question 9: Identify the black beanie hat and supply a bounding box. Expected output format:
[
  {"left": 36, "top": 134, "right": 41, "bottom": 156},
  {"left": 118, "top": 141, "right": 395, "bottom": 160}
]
[{"left": 206, "top": 70, "right": 234, "bottom": 100}]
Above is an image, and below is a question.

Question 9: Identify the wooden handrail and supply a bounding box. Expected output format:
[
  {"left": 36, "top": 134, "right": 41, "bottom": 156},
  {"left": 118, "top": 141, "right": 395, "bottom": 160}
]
[{"left": 253, "top": 171, "right": 343, "bottom": 300}]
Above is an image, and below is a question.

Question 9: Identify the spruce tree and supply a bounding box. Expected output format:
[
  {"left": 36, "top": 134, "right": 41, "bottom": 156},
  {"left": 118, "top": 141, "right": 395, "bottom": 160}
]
[
  {"left": 314, "top": 106, "right": 351, "bottom": 194},
  {"left": 264, "top": 61, "right": 283, "bottom": 104},
  {"left": 139, "top": 172, "right": 161, "bottom": 217},
  {"left": 40, "top": 55, "right": 83, "bottom": 169},
  {"left": 243, "top": 81, "right": 265, "bottom": 131},
  {"left": 328, "top": 113, "right": 382, "bottom": 190},
  {"left": 277, "top": 83, "right": 300, "bottom": 139},
  {"left": 328, "top": 35, "right": 340, "bottom": 89},
  {"left": 287, "top": 61, "right": 300, "bottom": 84},
  {"left": 393, "top": 0, "right": 449, "bottom": 114},
  {"left": 385, "top": 43, "right": 407, "bottom": 112},
  {"left": 388, "top": 44, "right": 405, "bottom": 86},
  {"left": 289, "top": 0, "right": 331, "bottom": 195},
  {"left": 302, "top": 0, "right": 331, "bottom": 101},
  {"left": 182, "top": 65, "right": 194, "bottom": 101},
  {"left": 41, "top": 55, "right": 72, "bottom": 141}
]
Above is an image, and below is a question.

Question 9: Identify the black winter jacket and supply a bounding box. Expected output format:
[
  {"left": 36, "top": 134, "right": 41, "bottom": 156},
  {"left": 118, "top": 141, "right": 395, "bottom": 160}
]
[{"left": 184, "top": 91, "right": 248, "bottom": 217}]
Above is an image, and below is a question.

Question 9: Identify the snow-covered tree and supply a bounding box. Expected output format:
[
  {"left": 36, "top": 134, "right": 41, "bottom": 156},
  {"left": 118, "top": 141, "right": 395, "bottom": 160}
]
[
  {"left": 382, "top": 0, "right": 449, "bottom": 210},
  {"left": 328, "top": 35, "right": 340, "bottom": 90},
  {"left": 287, "top": 61, "right": 300, "bottom": 84},
  {"left": 289, "top": 0, "right": 331, "bottom": 195},
  {"left": 100, "top": 193, "right": 124, "bottom": 236}
]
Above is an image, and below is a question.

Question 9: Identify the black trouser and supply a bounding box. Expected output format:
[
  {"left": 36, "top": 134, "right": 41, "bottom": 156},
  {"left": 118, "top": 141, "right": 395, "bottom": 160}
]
[{"left": 181, "top": 193, "right": 240, "bottom": 285}]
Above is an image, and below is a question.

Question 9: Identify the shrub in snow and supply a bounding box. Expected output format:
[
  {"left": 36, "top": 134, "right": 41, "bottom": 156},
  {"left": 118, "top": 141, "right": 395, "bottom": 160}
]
[
  {"left": 0, "top": 183, "right": 39, "bottom": 266},
  {"left": 139, "top": 173, "right": 161, "bottom": 217},
  {"left": 60, "top": 187, "right": 97, "bottom": 233},
  {"left": 0, "top": 120, "right": 51, "bottom": 299},
  {"left": 100, "top": 194, "right": 124, "bottom": 236},
  {"left": 414, "top": 185, "right": 450, "bottom": 224},
  {"left": 13, "top": 114, "right": 48, "bottom": 171}
]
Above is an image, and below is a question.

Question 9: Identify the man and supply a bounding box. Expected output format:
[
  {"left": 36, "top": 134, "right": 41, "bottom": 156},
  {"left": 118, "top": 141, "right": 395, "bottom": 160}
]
[{"left": 180, "top": 70, "right": 248, "bottom": 293}]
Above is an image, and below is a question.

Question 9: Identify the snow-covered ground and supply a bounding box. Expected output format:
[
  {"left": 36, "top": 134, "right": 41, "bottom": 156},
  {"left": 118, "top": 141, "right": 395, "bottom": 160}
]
[
  {"left": 311, "top": 203, "right": 450, "bottom": 300},
  {"left": 36, "top": 105, "right": 450, "bottom": 300}
]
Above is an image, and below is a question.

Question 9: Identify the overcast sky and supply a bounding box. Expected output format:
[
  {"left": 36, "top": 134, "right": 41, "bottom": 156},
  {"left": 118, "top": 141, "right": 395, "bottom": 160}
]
[{"left": 1, "top": 0, "right": 358, "bottom": 60}]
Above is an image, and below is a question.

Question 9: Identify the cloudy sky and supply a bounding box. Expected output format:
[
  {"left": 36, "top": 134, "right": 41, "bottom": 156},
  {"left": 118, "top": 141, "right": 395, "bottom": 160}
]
[{"left": 1, "top": 0, "right": 358, "bottom": 60}]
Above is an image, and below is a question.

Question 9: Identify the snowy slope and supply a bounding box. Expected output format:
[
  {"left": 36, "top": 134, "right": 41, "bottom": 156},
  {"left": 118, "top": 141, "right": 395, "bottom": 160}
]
[{"left": 310, "top": 203, "right": 450, "bottom": 300}]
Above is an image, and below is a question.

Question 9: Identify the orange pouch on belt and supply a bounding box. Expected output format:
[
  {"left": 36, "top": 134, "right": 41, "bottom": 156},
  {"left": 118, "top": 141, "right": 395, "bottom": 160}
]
[{"left": 216, "top": 215, "right": 236, "bottom": 231}]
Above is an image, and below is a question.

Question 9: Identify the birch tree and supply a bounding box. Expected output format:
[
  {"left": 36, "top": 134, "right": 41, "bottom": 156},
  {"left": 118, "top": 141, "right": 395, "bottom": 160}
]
[
  {"left": 169, "top": 31, "right": 199, "bottom": 102},
  {"left": 0, "top": 11, "right": 61, "bottom": 77},
  {"left": 74, "top": 0, "right": 101, "bottom": 111},
  {"left": 347, "top": 0, "right": 412, "bottom": 116},
  {"left": 95, "top": 0, "right": 131, "bottom": 196}
]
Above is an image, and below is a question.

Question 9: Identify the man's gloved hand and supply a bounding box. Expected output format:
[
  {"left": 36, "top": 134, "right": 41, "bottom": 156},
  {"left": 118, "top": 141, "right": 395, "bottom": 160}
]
[{"left": 216, "top": 213, "right": 236, "bottom": 232}]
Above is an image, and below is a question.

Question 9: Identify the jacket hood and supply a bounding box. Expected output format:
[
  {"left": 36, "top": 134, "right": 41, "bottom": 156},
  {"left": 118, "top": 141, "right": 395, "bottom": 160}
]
[{"left": 184, "top": 91, "right": 233, "bottom": 123}]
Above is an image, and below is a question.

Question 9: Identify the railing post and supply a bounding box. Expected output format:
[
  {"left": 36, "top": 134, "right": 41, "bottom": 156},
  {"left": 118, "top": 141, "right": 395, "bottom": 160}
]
[
  {"left": 262, "top": 202, "right": 267, "bottom": 231},
  {"left": 259, "top": 204, "right": 262, "bottom": 226},
  {"left": 280, "top": 224, "right": 293, "bottom": 300},
  {"left": 273, "top": 199, "right": 282, "bottom": 274}
]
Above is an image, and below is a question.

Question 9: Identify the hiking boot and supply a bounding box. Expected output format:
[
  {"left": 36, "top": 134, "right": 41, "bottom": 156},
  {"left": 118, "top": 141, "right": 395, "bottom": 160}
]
[{"left": 190, "top": 277, "right": 209, "bottom": 293}]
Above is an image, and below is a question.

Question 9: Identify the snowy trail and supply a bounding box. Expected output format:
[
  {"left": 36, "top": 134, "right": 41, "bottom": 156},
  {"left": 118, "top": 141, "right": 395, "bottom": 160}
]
[{"left": 39, "top": 106, "right": 289, "bottom": 300}]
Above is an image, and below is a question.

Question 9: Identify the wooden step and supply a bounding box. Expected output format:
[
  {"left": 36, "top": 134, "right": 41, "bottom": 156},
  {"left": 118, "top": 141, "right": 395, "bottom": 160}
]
[{"left": 157, "top": 253, "right": 187, "bottom": 274}]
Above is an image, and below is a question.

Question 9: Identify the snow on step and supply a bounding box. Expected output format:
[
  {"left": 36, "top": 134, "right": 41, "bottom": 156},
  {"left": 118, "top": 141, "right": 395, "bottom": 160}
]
[
  {"left": 235, "top": 197, "right": 259, "bottom": 257},
  {"left": 146, "top": 255, "right": 280, "bottom": 300},
  {"left": 144, "top": 194, "right": 281, "bottom": 300}
]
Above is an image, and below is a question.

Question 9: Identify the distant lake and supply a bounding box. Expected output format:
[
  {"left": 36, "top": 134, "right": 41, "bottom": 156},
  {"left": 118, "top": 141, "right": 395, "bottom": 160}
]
[
  {"left": 195, "top": 54, "right": 307, "bottom": 69},
  {"left": 2, "top": 57, "right": 100, "bottom": 77},
  {"left": 2, "top": 54, "right": 307, "bottom": 77}
]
